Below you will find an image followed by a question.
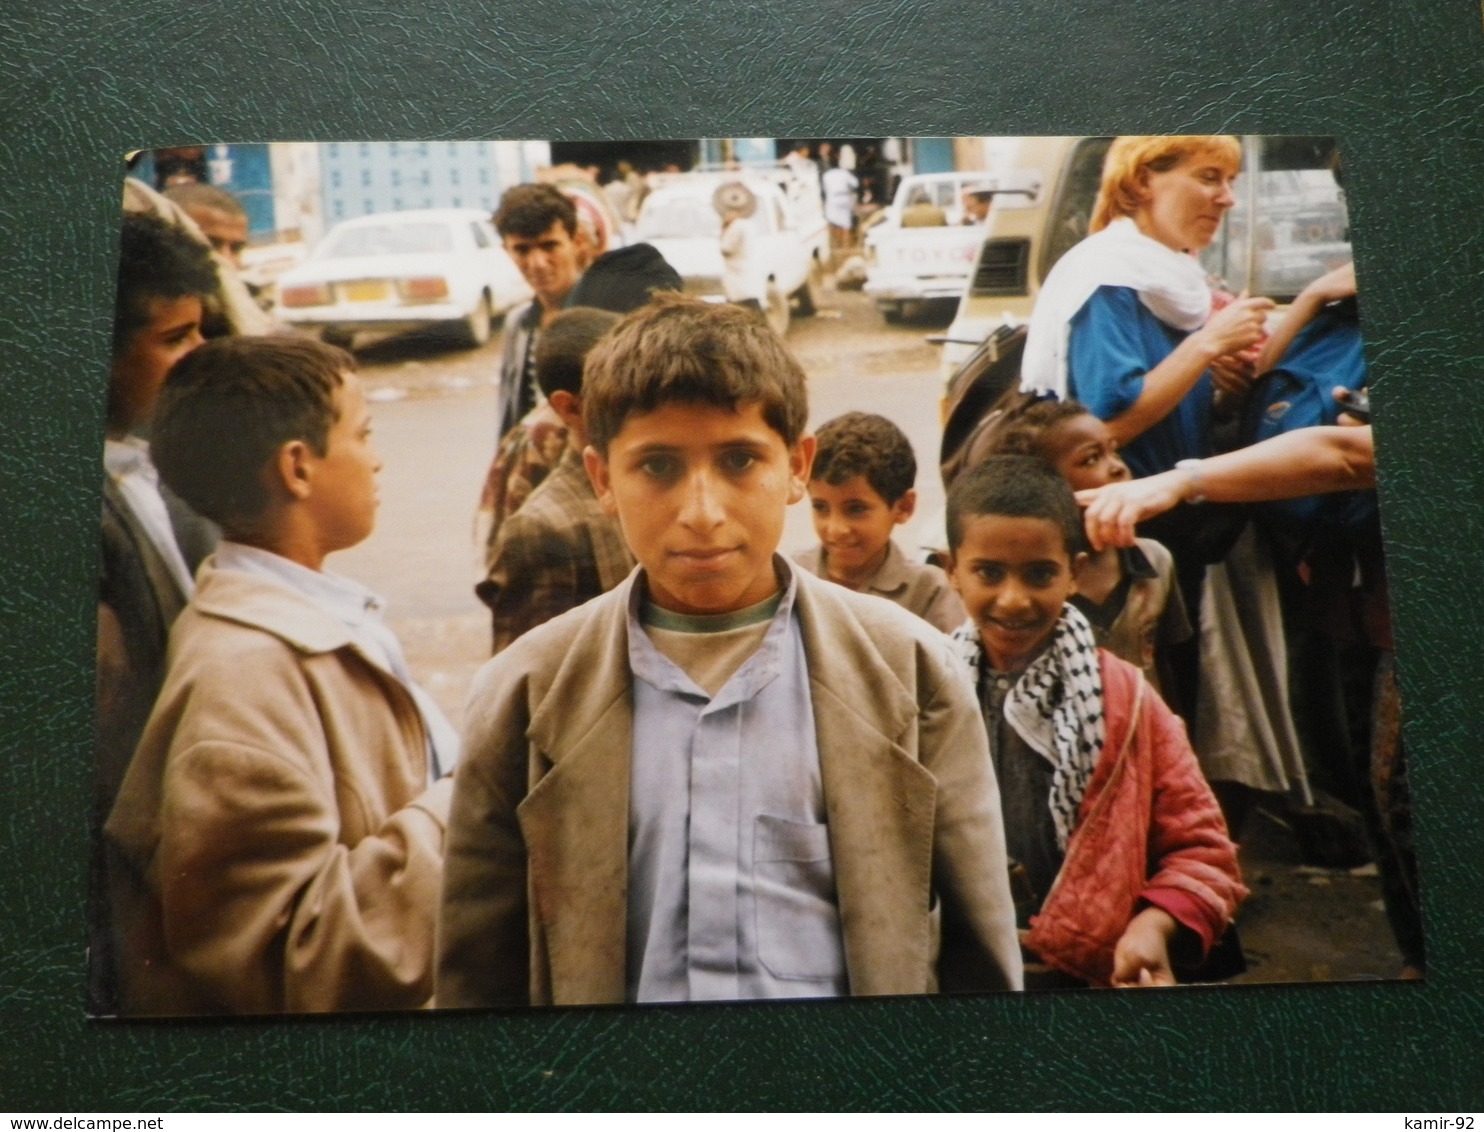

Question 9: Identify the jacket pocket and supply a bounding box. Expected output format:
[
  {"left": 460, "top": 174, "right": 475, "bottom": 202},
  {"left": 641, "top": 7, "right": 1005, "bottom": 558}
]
[{"left": 753, "top": 815, "right": 846, "bottom": 981}]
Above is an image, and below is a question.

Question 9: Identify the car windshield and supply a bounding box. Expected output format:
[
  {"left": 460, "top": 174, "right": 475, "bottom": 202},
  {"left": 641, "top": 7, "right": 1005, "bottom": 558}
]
[
  {"left": 636, "top": 194, "right": 721, "bottom": 240},
  {"left": 322, "top": 222, "right": 454, "bottom": 258}
]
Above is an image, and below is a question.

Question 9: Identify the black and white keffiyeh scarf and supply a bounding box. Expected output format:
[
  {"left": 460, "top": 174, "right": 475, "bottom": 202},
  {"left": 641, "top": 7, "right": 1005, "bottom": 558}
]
[{"left": 951, "top": 603, "right": 1106, "bottom": 851}]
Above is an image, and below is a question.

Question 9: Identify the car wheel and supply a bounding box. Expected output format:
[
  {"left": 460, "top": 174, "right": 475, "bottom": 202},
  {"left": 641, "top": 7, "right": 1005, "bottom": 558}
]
[
  {"left": 764, "top": 281, "right": 790, "bottom": 337},
  {"left": 455, "top": 293, "right": 493, "bottom": 349},
  {"left": 322, "top": 327, "right": 357, "bottom": 350},
  {"left": 792, "top": 257, "right": 825, "bottom": 317}
]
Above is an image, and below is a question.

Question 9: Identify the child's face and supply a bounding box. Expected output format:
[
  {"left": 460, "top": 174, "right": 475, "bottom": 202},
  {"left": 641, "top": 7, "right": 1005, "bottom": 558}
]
[
  {"left": 109, "top": 294, "right": 204, "bottom": 433},
  {"left": 808, "top": 474, "right": 913, "bottom": 581},
  {"left": 1041, "top": 413, "right": 1129, "bottom": 492},
  {"left": 947, "top": 514, "right": 1083, "bottom": 672},
  {"left": 586, "top": 400, "right": 814, "bottom": 616},
  {"left": 304, "top": 372, "right": 382, "bottom": 561}
]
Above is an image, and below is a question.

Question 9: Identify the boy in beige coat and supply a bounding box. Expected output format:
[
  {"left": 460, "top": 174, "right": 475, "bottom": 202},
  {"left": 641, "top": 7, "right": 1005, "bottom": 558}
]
[
  {"left": 439, "top": 296, "right": 1021, "bottom": 1007},
  {"left": 104, "top": 337, "right": 453, "bottom": 1016}
]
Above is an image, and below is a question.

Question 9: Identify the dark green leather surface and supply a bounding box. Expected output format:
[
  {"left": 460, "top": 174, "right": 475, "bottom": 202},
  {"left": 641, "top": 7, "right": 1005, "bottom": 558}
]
[{"left": 4, "top": 0, "right": 1483, "bottom": 1110}]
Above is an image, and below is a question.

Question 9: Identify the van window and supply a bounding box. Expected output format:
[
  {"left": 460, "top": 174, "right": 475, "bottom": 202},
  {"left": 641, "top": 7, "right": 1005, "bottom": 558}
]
[
  {"left": 1039, "top": 137, "right": 1113, "bottom": 284},
  {"left": 1204, "top": 136, "right": 1347, "bottom": 301}
]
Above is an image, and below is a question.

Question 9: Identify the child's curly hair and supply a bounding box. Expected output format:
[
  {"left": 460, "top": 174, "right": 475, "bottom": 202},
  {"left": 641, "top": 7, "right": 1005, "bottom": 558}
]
[
  {"left": 811, "top": 412, "right": 916, "bottom": 505},
  {"left": 988, "top": 397, "right": 1092, "bottom": 463}
]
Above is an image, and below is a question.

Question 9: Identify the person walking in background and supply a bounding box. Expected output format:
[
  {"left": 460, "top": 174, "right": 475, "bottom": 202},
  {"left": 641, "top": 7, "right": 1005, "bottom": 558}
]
[{"left": 821, "top": 158, "right": 859, "bottom": 258}]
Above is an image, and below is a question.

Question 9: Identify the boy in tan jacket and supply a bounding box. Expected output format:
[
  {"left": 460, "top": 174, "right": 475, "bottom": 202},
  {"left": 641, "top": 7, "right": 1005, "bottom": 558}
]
[
  {"left": 439, "top": 296, "right": 1021, "bottom": 1007},
  {"left": 104, "top": 336, "right": 454, "bottom": 1016}
]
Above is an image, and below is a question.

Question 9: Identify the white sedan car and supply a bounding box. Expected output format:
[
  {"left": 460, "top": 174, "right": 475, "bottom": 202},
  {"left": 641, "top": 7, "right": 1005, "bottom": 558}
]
[{"left": 276, "top": 208, "right": 531, "bottom": 349}]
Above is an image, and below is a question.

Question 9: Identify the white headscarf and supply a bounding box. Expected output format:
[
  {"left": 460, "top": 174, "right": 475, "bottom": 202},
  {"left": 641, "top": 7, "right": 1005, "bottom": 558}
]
[{"left": 1020, "top": 217, "right": 1213, "bottom": 398}]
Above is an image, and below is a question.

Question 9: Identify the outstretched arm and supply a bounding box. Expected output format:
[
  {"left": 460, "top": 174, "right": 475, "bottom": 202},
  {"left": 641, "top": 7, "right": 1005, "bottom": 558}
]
[{"left": 1077, "top": 424, "right": 1376, "bottom": 550}]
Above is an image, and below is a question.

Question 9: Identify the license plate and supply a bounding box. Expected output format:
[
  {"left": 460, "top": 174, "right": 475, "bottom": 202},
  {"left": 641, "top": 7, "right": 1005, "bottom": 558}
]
[{"left": 343, "top": 280, "right": 390, "bottom": 302}]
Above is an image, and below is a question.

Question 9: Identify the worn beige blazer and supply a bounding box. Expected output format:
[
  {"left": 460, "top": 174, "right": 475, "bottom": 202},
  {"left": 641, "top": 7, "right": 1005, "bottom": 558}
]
[{"left": 439, "top": 566, "right": 1022, "bottom": 1006}]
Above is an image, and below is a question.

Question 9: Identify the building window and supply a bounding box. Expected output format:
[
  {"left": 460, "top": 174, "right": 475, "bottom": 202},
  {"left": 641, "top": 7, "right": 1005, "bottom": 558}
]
[{"left": 361, "top": 169, "right": 372, "bottom": 187}]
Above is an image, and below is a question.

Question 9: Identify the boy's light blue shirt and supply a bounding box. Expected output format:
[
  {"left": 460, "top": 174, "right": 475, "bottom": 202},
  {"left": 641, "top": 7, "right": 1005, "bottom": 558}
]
[{"left": 624, "top": 556, "right": 848, "bottom": 1003}]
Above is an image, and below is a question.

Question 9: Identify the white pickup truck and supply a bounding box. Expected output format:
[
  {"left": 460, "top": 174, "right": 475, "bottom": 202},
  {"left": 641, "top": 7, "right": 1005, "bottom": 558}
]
[
  {"left": 633, "top": 164, "right": 830, "bottom": 336},
  {"left": 863, "top": 169, "right": 1041, "bottom": 322}
]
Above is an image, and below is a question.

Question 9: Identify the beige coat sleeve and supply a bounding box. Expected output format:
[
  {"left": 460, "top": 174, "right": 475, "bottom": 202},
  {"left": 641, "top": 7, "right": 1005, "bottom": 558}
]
[{"left": 154, "top": 655, "right": 452, "bottom": 1015}]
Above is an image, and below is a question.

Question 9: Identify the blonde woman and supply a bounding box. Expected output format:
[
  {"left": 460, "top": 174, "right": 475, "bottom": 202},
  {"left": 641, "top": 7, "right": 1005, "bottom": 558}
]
[{"left": 1024, "top": 136, "right": 1309, "bottom": 826}]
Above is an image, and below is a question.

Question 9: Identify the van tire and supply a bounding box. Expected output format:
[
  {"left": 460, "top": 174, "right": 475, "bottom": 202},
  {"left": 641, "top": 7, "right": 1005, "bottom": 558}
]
[{"left": 454, "top": 293, "right": 493, "bottom": 349}]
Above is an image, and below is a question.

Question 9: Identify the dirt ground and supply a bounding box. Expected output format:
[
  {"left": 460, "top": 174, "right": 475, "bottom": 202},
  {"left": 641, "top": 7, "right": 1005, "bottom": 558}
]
[{"left": 341, "top": 281, "right": 1411, "bottom": 990}]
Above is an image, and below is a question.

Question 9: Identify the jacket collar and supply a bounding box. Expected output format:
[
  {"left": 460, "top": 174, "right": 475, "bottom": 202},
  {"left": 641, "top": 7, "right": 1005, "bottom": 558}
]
[
  {"left": 189, "top": 559, "right": 358, "bottom": 655},
  {"left": 796, "top": 541, "right": 915, "bottom": 600}
]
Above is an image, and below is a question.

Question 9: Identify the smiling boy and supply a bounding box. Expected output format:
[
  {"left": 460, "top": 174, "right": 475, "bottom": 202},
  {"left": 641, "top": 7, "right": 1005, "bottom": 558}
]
[
  {"left": 439, "top": 296, "right": 1021, "bottom": 1006},
  {"left": 795, "top": 411, "right": 965, "bottom": 633},
  {"left": 943, "top": 456, "right": 1243, "bottom": 988},
  {"left": 991, "top": 399, "right": 1191, "bottom": 702}
]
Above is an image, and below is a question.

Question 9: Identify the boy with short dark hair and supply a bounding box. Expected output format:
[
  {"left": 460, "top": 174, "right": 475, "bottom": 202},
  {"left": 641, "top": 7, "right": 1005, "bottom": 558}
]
[
  {"left": 98, "top": 213, "right": 218, "bottom": 801},
  {"left": 92, "top": 211, "right": 220, "bottom": 1014},
  {"left": 794, "top": 411, "right": 965, "bottom": 633},
  {"left": 104, "top": 336, "right": 454, "bottom": 1016},
  {"left": 943, "top": 455, "right": 1244, "bottom": 988},
  {"left": 490, "top": 183, "right": 584, "bottom": 441},
  {"left": 991, "top": 398, "right": 1191, "bottom": 703},
  {"left": 477, "top": 306, "right": 636, "bottom": 653},
  {"left": 440, "top": 295, "right": 1021, "bottom": 1006}
]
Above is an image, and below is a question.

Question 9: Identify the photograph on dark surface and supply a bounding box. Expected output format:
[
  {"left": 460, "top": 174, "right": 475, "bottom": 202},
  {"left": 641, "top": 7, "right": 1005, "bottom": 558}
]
[{"left": 90, "top": 134, "right": 1416, "bottom": 1017}]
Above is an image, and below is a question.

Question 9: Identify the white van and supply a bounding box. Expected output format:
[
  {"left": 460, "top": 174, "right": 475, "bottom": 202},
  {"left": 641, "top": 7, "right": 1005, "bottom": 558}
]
[{"left": 633, "top": 163, "right": 830, "bottom": 336}]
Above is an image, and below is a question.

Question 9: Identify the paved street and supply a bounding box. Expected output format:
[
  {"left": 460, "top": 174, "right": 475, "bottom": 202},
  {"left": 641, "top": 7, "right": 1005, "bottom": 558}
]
[{"left": 329, "top": 283, "right": 1405, "bottom": 987}]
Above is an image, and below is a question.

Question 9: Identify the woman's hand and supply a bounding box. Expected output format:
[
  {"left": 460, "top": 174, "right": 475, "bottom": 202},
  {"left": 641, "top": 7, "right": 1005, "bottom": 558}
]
[
  {"left": 1198, "top": 294, "right": 1275, "bottom": 359},
  {"left": 1076, "top": 471, "right": 1189, "bottom": 551},
  {"left": 1110, "top": 906, "right": 1180, "bottom": 987},
  {"left": 1208, "top": 352, "right": 1258, "bottom": 398}
]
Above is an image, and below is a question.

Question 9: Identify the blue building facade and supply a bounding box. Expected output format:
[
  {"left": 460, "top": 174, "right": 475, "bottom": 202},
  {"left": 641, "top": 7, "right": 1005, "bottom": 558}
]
[{"left": 317, "top": 139, "right": 549, "bottom": 223}]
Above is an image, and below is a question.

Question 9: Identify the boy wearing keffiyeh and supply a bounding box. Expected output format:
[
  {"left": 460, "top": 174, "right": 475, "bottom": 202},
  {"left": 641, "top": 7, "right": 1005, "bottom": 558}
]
[{"left": 944, "top": 456, "right": 1245, "bottom": 988}]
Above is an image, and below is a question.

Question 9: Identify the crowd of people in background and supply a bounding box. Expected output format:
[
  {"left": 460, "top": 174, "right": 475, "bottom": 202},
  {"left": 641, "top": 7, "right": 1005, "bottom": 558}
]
[{"left": 91, "top": 133, "right": 1416, "bottom": 1019}]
